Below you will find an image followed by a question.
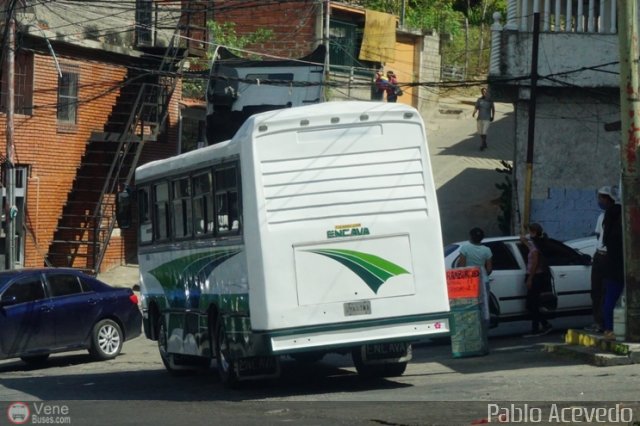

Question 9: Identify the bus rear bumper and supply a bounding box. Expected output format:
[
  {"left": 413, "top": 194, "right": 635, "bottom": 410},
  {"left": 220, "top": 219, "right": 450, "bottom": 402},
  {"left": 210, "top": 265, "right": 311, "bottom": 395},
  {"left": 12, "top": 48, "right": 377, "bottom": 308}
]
[{"left": 269, "top": 315, "right": 449, "bottom": 354}]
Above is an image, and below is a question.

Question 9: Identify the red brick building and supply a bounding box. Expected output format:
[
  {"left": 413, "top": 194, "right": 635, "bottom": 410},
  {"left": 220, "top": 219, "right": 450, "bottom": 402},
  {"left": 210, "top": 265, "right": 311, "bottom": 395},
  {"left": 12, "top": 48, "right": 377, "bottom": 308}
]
[
  {"left": 0, "top": 1, "right": 439, "bottom": 273},
  {"left": 0, "top": 1, "right": 185, "bottom": 272}
]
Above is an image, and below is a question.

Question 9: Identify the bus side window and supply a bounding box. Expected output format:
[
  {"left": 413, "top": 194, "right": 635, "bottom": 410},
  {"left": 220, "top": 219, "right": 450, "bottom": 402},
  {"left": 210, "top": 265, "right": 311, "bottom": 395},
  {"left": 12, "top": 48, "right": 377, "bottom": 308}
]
[
  {"left": 172, "top": 177, "right": 192, "bottom": 239},
  {"left": 138, "top": 187, "right": 152, "bottom": 244},
  {"left": 214, "top": 165, "right": 240, "bottom": 235},
  {"left": 193, "top": 172, "right": 213, "bottom": 236},
  {"left": 154, "top": 182, "right": 170, "bottom": 241}
]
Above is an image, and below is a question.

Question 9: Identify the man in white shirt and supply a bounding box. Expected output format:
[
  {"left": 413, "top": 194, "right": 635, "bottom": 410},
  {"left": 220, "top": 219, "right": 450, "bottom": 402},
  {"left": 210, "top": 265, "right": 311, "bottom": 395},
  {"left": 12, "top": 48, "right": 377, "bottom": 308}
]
[
  {"left": 585, "top": 186, "right": 616, "bottom": 333},
  {"left": 472, "top": 87, "right": 495, "bottom": 151}
]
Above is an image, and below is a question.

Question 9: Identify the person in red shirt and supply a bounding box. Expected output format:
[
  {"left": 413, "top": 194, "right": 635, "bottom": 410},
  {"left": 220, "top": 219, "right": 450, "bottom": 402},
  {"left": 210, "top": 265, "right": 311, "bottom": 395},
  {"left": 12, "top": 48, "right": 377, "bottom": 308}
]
[{"left": 386, "top": 71, "right": 399, "bottom": 103}]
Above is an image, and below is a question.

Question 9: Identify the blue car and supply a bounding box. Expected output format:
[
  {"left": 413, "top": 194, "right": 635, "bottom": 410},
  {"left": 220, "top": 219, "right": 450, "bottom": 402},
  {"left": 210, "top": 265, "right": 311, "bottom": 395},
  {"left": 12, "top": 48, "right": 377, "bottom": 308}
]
[{"left": 0, "top": 268, "right": 141, "bottom": 364}]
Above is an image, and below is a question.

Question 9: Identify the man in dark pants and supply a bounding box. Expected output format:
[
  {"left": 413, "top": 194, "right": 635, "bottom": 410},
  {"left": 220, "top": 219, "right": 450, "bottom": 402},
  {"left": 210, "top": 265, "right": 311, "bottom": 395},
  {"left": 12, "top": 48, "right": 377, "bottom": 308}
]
[
  {"left": 601, "top": 188, "right": 624, "bottom": 341},
  {"left": 585, "top": 186, "right": 616, "bottom": 333}
]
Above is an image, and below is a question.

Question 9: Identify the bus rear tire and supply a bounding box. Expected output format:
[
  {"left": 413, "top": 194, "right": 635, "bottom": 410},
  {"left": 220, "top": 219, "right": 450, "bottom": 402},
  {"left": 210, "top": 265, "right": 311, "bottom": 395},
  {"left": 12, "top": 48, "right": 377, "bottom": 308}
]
[
  {"left": 215, "top": 318, "right": 239, "bottom": 388},
  {"left": 352, "top": 347, "right": 407, "bottom": 378}
]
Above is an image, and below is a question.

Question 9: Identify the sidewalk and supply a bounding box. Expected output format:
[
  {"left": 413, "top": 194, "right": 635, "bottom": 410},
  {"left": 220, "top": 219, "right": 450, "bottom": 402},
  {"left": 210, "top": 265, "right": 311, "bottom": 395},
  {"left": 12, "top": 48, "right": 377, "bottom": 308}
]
[
  {"left": 426, "top": 96, "right": 514, "bottom": 245},
  {"left": 96, "top": 263, "right": 140, "bottom": 291},
  {"left": 545, "top": 328, "right": 640, "bottom": 366}
]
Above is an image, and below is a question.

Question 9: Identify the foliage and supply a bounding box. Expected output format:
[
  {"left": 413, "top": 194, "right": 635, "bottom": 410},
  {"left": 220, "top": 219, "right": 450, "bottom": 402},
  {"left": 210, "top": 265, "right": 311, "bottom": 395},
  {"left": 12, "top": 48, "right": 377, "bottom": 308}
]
[
  {"left": 349, "top": 0, "right": 506, "bottom": 35},
  {"left": 207, "top": 22, "right": 274, "bottom": 52},
  {"left": 453, "top": 0, "right": 507, "bottom": 25},
  {"left": 353, "top": 0, "right": 464, "bottom": 35},
  {"left": 405, "top": 2, "right": 464, "bottom": 36},
  {"left": 441, "top": 25, "right": 492, "bottom": 77},
  {"left": 182, "top": 22, "right": 273, "bottom": 100},
  {"left": 495, "top": 160, "right": 513, "bottom": 236}
]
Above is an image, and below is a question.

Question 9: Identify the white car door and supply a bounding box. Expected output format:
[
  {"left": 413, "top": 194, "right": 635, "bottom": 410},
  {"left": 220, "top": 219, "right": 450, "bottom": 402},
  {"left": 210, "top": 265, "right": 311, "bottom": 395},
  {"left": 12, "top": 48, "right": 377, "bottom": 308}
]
[
  {"left": 539, "top": 240, "right": 592, "bottom": 311},
  {"left": 484, "top": 240, "right": 528, "bottom": 317}
]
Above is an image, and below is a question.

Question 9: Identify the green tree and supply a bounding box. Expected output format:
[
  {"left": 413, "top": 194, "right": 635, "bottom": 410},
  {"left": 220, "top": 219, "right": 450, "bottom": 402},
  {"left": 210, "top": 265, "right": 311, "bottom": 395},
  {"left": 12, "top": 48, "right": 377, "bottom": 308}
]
[
  {"left": 352, "top": 0, "right": 464, "bottom": 35},
  {"left": 346, "top": 0, "right": 507, "bottom": 78}
]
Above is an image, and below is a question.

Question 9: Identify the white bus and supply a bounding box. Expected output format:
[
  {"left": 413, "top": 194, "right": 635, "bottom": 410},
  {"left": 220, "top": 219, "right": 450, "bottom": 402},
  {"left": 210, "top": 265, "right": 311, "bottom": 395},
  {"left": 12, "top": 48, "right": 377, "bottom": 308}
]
[{"left": 130, "top": 101, "right": 450, "bottom": 386}]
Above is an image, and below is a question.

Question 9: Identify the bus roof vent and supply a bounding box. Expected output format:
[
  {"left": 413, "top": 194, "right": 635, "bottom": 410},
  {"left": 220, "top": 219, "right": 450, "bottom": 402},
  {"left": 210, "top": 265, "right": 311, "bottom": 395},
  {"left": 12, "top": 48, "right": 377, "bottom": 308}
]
[
  {"left": 360, "top": 114, "right": 369, "bottom": 121},
  {"left": 300, "top": 119, "right": 310, "bottom": 126},
  {"left": 331, "top": 117, "right": 340, "bottom": 124}
]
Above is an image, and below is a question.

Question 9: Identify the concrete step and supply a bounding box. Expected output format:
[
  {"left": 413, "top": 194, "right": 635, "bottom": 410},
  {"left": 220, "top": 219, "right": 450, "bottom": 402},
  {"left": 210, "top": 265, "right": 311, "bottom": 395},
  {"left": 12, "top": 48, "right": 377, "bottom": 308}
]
[
  {"left": 543, "top": 329, "right": 640, "bottom": 366},
  {"left": 544, "top": 343, "right": 634, "bottom": 366}
]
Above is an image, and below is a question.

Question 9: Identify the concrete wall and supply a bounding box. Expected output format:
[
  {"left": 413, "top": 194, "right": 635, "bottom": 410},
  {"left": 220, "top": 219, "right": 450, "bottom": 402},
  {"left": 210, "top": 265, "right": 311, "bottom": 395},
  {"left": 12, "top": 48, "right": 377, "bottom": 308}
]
[
  {"left": 419, "top": 31, "right": 441, "bottom": 114},
  {"left": 18, "top": 0, "right": 179, "bottom": 51},
  {"left": 498, "top": 31, "right": 619, "bottom": 90},
  {"left": 513, "top": 91, "right": 621, "bottom": 240},
  {"left": 418, "top": 32, "right": 442, "bottom": 117}
]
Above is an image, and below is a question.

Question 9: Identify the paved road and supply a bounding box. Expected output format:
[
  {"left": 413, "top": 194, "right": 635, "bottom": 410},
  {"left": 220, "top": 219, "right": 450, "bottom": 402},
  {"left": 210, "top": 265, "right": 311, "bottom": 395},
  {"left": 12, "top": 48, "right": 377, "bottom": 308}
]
[
  {"left": 428, "top": 101, "right": 515, "bottom": 245},
  {"left": 2, "top": 315, "right": 640, "bottom": 425},
  {"left": 6, "top": 101, "right": 640, "bottom": 425}
]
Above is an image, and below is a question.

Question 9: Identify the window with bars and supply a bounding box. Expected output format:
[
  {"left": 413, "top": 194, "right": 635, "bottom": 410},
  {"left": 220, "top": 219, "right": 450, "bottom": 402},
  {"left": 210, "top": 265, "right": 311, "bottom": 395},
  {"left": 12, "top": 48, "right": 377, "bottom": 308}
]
[
  {"left": 136, "top": 0, "right": 153, "bottom": 46},
  {"left": 329, "top": 20, "right": 372, "bottom": 76},
  {"left": 57, "top": 68, "right": 78, "bottom": 124},
  {"left": 172, "top": 177, "right": 193, "bottom": 239},
  {"left": 0, "top": 51, "right": 34, "bottom": 116}
]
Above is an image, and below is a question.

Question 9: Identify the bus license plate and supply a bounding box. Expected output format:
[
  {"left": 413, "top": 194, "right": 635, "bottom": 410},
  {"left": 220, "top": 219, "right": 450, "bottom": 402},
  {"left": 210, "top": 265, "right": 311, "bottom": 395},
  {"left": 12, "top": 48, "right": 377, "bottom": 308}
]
[
  {"left": 344, "top": 300, "right": 371, "bottom": 316},
  {"left": 365, "top": 342, "right": 409, "bottom": 360}
]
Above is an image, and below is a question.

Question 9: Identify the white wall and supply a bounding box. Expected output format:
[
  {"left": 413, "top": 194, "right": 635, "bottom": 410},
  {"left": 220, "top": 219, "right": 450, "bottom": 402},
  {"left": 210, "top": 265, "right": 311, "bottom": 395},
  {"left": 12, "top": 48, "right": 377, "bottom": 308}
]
[
  {"left": 513, "top": 92, "right": 621, "bottom": 239},
  {"left": 501, "top": 32, "right": 619, "bottom": 89}
]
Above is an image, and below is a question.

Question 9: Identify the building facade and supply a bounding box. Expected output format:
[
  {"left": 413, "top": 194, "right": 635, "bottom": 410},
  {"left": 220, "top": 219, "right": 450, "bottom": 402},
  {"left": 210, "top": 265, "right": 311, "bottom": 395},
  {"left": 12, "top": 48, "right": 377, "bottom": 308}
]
[
  {"left": 0, "top": 0, "right": 185, "bottom": 271},
  {"left": 489, "top": 0, "right": 621, "bottom": 239}
]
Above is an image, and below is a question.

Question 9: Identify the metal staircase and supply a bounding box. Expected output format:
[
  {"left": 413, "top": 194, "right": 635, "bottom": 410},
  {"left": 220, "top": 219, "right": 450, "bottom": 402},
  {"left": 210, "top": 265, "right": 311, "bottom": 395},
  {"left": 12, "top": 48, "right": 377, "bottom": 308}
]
[{"left": 46, "top": 24, "right": 189, "bottom": 273}]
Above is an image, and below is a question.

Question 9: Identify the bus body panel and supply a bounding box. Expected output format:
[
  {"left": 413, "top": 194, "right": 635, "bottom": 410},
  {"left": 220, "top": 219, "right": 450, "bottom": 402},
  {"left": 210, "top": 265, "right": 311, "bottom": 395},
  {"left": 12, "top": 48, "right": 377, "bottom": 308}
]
[
  {"left": 136, "top": 102, "right": 450, "bottom": 360},
  {"left": 243, "top": 102, "right": 449, "bottom": 335}
]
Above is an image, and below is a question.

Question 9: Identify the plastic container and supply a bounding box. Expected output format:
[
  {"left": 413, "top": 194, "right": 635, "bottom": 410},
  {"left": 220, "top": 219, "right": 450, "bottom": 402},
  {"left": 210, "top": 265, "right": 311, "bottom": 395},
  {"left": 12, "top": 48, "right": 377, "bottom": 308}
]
[{"left": 613, "top": 295, "right": 626, "bottom": 342}]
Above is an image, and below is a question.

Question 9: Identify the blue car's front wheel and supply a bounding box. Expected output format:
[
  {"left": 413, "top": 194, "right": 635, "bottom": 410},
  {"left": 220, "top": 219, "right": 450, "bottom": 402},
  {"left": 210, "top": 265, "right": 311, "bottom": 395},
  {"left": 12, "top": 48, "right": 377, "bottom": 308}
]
[{"left": 90, "top": 319, "right": 123, "bottom": 360}]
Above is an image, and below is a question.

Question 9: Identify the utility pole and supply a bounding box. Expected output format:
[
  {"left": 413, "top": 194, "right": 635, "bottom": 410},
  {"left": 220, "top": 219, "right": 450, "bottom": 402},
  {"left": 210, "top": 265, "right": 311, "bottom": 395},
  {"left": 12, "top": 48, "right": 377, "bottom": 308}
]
[
  {"left": 4, "top": 14, "right": 16, "bottom": 270},
  {"left": 323, "top": 0, "right": 330, "bottom": 101},
  {"left": 522, "top": 12, "right": 540, "bottom": 227},
  {"left": 617, "top": 0, "right": 640, "bottom": 342}
]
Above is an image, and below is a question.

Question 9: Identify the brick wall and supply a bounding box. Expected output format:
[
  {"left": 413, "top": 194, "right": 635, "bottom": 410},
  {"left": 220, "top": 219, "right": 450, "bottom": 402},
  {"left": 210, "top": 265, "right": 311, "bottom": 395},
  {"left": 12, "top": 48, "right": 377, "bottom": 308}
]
[
  {"left": 0, "top": 52, "right": 180, "bottom": 271},
  {"left": 0, "top": 54, "right": 126, "bottom": 268},
  {"left": 98, "top": 76, "right": 182, "bottom": 271},
  {"left": 215, "top": 0, "right": 320, "bottom": 58}
]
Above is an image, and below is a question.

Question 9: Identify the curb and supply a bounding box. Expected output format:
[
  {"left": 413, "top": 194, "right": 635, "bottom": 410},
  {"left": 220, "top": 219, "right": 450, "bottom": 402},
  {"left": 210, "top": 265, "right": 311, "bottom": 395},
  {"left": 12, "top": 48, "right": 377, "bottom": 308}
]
[
  {"left": 544, "top": 343, "right": 633, "bottom": 366},
  {"left": 544, "top": 329, "right": 640, "bottom": 366}
]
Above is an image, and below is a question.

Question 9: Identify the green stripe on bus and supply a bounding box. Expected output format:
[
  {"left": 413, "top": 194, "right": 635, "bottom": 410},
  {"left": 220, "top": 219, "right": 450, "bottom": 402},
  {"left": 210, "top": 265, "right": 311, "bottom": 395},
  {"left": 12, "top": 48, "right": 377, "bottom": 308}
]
[{"left": 306, "top": 249, "right": 409, "bottom": 294}]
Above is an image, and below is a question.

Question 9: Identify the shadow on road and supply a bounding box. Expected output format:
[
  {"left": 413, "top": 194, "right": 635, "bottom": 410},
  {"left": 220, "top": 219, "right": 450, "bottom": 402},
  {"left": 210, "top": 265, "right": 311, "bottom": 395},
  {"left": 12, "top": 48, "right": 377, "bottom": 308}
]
[
  {"left": 0, "top": 324, "right": 591, "bottom": 403},
  {"left": 0, "top": 354, "right": 414, "bottom": 402},
  {"left": 437, "top": 167, "right": 506, "bottom": 244},
  {"left": 435, "top": 111, "right": 514, "bottom": 160}
]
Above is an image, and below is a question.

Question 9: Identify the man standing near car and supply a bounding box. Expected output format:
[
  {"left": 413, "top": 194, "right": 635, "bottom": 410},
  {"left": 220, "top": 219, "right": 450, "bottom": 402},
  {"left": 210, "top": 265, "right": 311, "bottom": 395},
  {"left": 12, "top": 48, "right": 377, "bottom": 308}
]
[
  {"left": 457, "top": 227, "right": 493, "bottom": 329},
  {"left": 600, "top": 187, "right": 624, "bottom": 340},
  {"left": 585, "top": 186, "right": 615, "bottom": 333}
]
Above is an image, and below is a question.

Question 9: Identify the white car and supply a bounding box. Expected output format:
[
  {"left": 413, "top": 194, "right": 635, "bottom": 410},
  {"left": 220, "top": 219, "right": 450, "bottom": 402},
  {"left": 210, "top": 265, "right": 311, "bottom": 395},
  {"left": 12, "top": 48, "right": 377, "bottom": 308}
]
[
  {"left": 565, "top": 236, "right": 597, "bottom": 257},
  {"left": 444, "top": 236, "right": 594, "bottom": 325}
]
